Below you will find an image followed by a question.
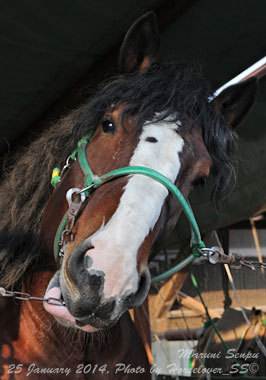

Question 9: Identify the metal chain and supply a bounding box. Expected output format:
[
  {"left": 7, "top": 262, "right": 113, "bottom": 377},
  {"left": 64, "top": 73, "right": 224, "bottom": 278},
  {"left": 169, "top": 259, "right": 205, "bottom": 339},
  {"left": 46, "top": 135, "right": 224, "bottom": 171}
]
[
  {"left": 231, "top": 254, "right": 266, "bottom": 270},
  {"left": 1, "top": 248, "right": 265, "bottom": 306},
  {"left": 0, "top": 287, "right": 65, "bottom": 306},
  {"left": 58, "top": 188, "right": 87, "bottom": 258},
  {"left": 201, "top": 246, "right": 266, "bottom": 270}
]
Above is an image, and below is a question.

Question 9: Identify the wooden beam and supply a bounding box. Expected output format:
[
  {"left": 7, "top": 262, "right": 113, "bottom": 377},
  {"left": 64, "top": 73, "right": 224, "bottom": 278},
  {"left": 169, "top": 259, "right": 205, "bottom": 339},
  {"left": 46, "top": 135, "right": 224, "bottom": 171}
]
[
  {"left": 149, "top": 242, "right": 193, "bottom": 320},
  {"left": 157, "top": 327, "right": 203, "bottom": 340},
  {"left": 149, "top": 271, "right": 188, "bottom": 319},
  {"left": 170, "top": 293, "right": 221, "bottom": 320},
  {"left": 133, "top": 299, "right": 153, "bottom": 365}
]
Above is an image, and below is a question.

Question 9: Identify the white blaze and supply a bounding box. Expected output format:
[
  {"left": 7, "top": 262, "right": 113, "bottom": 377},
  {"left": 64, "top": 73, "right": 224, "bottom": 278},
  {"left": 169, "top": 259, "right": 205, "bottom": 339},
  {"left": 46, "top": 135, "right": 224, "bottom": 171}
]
[{"left": 85, "top": 119, "right": 184, "bottom": 298}]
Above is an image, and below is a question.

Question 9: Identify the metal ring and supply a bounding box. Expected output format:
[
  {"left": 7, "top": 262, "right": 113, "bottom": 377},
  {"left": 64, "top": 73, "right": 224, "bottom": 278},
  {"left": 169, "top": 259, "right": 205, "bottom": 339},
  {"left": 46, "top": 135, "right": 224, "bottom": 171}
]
[{"left": 66, "top": 188, "right": 86, "bottom": 206}]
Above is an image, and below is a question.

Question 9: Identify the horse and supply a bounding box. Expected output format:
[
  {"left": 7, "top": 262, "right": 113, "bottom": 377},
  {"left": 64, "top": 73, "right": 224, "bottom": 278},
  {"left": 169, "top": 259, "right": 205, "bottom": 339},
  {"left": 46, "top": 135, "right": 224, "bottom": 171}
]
[{"left": 0, "top": 11, "right": 257, "bottom": 379}]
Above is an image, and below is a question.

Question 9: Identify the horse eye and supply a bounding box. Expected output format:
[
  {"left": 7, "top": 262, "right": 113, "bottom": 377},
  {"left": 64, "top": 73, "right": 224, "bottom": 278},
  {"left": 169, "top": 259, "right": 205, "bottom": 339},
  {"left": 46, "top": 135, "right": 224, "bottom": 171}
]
[
  {"left": 192, "top": 177, "right": 207, "bottom": 187},
  {"left": 102, "top": 118, "right": 116, "bottom": 134}
]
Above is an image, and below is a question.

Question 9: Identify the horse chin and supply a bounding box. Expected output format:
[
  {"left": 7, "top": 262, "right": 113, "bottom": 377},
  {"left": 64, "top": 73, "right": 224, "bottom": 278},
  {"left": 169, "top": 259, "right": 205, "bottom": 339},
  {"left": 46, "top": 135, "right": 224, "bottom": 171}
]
[{"left": 43, "top": 271, "right": 100, "bottom": 333}]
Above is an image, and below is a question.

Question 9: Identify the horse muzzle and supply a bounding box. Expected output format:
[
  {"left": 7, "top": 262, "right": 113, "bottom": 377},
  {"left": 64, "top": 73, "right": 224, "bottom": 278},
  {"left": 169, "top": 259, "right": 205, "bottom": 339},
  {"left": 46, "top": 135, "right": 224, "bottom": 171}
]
[{"left": 43, "top": 239, "right": 150, "bottom": 331}]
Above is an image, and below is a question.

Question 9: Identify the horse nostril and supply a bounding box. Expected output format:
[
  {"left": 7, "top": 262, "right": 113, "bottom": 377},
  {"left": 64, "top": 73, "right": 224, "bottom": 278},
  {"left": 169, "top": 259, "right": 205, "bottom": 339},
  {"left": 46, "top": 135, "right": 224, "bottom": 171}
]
[
  {"left": 85, "top": 255, "right": 93, "bottom": 269},
  {"left": 124, "top": 267, "right": 151, "bottom": 309},
  {"left": 83, "top": 238, "right": 94, "bottom": 252},
  {"left": 68, "top": 238, "right": 94, "bottom": 269},
  {"left": 67, "top": 239, "right": 96, "bottom": 286}
]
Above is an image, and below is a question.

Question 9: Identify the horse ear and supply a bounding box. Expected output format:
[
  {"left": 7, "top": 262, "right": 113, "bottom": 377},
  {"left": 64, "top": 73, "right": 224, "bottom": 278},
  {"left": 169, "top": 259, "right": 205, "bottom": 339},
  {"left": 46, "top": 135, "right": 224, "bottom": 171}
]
[
  {"left": 119, "top": 12, "right": 160, "bottom": 74},
  {"left": 213, "top": 77, "right": 258, "bottom": 129}
]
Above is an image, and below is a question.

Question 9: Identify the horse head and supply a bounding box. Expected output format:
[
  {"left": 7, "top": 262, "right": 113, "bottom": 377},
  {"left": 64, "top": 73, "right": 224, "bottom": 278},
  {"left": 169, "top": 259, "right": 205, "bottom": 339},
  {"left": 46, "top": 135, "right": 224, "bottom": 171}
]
[{"left": 41, "top": 13, "right": 257, "bottom": 332}]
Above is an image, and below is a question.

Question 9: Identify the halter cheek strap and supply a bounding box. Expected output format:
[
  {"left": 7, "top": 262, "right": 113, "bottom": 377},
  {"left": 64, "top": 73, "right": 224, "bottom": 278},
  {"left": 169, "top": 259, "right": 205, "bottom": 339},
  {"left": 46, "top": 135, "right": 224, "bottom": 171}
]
[
  {"left": 52, "top": 135, "right": 206, "bottom": 283},
  {"left": 51, "top": 133, "right": 95, "bottom": 189}
]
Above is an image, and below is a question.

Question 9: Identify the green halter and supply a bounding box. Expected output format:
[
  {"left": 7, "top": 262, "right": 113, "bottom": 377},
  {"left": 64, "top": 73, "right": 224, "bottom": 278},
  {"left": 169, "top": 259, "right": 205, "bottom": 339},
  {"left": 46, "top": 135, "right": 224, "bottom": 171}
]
[{"left": 52, "top": 134, "right": 206, "bottom": 283}]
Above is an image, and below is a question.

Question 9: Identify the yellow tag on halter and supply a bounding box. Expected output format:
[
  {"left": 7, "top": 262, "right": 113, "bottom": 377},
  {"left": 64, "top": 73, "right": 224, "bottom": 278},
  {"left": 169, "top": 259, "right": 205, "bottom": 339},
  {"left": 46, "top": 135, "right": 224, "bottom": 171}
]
[
  {"left": 52, "top": 168, "right": 60, "bottom": 178},
  {"left": 51, "top": 168, "right": 61, "bottom": 188}
]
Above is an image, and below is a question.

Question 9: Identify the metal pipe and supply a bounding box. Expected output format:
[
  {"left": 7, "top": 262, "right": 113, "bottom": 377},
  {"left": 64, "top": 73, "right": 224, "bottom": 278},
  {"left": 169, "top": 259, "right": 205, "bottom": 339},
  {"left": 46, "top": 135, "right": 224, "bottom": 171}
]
[{"left": 210, "top": 56, "right": 266, "bottom": 100}]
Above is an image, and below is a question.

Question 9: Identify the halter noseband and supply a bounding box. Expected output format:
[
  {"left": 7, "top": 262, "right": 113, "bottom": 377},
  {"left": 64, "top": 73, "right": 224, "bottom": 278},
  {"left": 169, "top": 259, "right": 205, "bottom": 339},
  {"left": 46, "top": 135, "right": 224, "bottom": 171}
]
[{"left": 52, "top": 134, "right": 206, "bottom": 283}]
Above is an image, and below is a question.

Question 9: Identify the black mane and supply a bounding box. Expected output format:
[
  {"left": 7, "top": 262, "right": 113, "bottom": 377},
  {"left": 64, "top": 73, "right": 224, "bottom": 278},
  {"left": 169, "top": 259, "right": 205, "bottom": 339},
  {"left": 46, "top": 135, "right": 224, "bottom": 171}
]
[{"left": 0, "top": 61, "right": 236, "bottom": 288}]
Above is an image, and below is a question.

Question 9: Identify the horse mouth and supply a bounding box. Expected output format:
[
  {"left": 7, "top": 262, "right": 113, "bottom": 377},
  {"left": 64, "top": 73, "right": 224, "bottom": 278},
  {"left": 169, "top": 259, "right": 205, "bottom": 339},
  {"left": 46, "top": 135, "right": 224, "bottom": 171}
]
[
  {"left": 75, "top": 315, "right": 117, "bottom": 329},
  {"left": 43, "top": 271, "right": 100, "bottom": 333}
]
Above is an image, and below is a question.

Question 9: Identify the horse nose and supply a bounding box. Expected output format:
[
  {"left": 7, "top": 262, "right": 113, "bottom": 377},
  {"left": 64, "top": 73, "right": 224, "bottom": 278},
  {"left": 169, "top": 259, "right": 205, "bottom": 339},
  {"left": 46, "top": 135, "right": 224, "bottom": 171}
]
[
  {"left": 67, "top": 239, "right": 104, "bottom": 295},
  {"left": 64, "top": 240, "right": 150, "bottom": 319},
  {"left": 123, "top": 267, "right": 151, "bottom": 309},
  {"left": 62, "top": 239, "right": 118, "bottom": 322}
]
